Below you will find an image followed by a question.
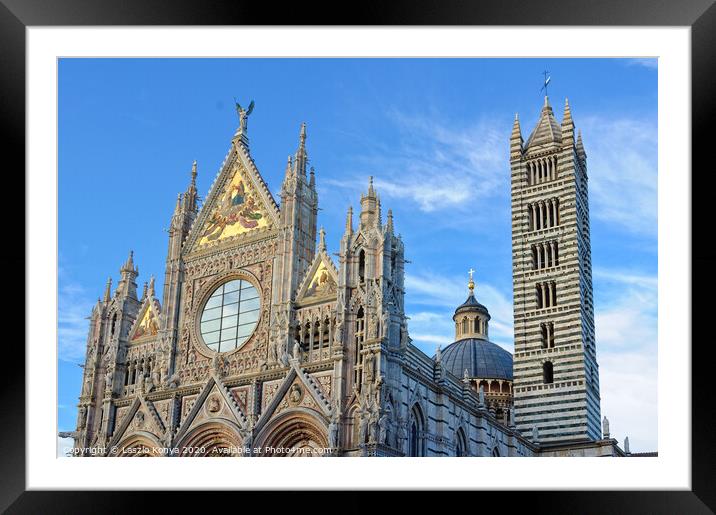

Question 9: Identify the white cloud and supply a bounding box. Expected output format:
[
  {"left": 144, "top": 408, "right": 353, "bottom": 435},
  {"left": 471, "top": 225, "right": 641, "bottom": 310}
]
[
  {"left": 57, "top": 435, "right": 75, "bottom": 458},
  {"left": 325, "top": 110, "right": 509, "bottom": 215},
  {"left": 404, "top": 270, "right": 514, "bottom": 355},
  {"left": 625, "top": 58, "right": 658, "bottom": 70},
  {"left": 58, "top": 268, "right": 95, "bottom": 363},
  {"left": 594, "top": 267, "right": 658, "bottom": 452},
  {"left": 579, "top": 116, "right": 657, "bottom": 236}
]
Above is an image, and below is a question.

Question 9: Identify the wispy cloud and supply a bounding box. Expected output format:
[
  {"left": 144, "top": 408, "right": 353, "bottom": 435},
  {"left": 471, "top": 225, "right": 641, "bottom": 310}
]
[
  {"left": 325, "top": 110, "right": 509, "bottom": 215},
  {"left": 57, "top": 435, "right": 74, "bottom": 458},
  {"left": 404, "top": 270, "right": 514, "bottom": 355},
  {"left": 594, "top": 267, "right": 658, "bottom": 451},
  {"left": 625, "top": 58, "right": 658, "bottom": 70},
  {"left": 58, "top": 267, "right": 95, "bottom": 363},
  {"left": 580, "top": 116, "right": 657, "bottom": 236}
]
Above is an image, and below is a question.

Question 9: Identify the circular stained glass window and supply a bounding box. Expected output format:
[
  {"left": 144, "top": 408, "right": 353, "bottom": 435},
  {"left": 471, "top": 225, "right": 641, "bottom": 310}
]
[{"left": 199, "top": 279, "right": 260, "bottom": 353}]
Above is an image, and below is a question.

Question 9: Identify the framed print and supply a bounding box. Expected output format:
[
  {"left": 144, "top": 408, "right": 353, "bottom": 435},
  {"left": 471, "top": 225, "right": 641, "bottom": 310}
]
[{"left": 5, "top": 0, "right": 715, "bottom": 512}]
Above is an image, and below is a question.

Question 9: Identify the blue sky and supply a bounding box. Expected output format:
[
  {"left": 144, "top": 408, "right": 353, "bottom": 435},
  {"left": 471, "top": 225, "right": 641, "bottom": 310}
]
[{"left": 58, "top": 58, "right": 657, "bottom": 453}]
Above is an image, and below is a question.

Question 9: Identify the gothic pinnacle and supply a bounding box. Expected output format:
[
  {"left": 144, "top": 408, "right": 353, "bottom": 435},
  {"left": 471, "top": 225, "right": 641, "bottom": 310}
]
[
  {"left": 148, "top": 275, "right": 156, "bottom": 297},
  {"left": 387, "top": 209, "right": 394, "bottom": 233},
  {"left": 141, "top": 281, "right": 148, "bottom": 301},
  {"left": 368, "top": 175, "right": 375, "bottom": 196},
  {"left": 299, "top": 122, "right": 307, "bottom": 148},
  {"left": 511, "top": 113, "right": 522, "bottom": 138},
  {"left": 191, "top": 160, "right": 197, "bottom": 186},
  {"left": 103, "top": 277, "right": 112, "bottom": 303},
  {"left": 121, "top": 250, "right": 136, "bottom": 274},
  {"left": 562, "top": 97, "right": 573, "bottom": 127},
  {"left": 295, "top": 123, "right": 308, "bottom": 175},
  {"left": 345, "top": 206, "right": 353, "bottom": 234},
  {"left": 319, "top": 226, "right": 326, "bottom": 251}
]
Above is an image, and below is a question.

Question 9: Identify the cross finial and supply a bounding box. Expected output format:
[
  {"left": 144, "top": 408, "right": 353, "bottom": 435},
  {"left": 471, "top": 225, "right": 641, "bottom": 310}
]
[
  {"left": 540, "top": 70, "right": 551, "bottom": 99},
  {"left": 468, "top": 268, "right": 475, "bottom": 293}
]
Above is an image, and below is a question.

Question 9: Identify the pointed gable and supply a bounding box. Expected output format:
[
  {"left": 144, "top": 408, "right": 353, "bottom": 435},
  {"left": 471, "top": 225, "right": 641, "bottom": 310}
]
[
  {"left": 525, "top": 97, "right": 562, "bottom": 152},
  {"left": 128, "top": 291, "right": 161, "bottom": 342},
  {"left": 295, "top": 231, "right": 339, "bottom": 305},
  {"left": 185, "top": 139, "right": 280, "bottom": 253}
]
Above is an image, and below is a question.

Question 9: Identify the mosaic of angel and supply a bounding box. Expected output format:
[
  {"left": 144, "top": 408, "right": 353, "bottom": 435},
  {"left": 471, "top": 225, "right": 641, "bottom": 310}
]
[
  {"left": 132, "top": 308, "right": 159, "bottom": 340},
  {"left": 202, "top": 177, "right": 264, "bottom": 242}
]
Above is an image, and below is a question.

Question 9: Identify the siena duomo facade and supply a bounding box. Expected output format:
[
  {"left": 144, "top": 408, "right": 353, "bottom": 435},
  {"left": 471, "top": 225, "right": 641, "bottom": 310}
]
[{"left": 65, "top": 97, "right": 631, "bottom": 457}]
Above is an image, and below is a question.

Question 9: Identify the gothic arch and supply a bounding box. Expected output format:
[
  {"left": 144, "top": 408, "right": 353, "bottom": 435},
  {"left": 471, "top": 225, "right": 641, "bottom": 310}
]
[
  {"left": 175, "top": 419, "right": 244, "bottom": 457},
  {"left": 253, "top": 408, "right": 329, "bottom": 457},
  {"left": 110, "top": 431, "right": 164, "bottom": 457},
  {"left": 409, "top": 403, "right": 426, "bottom": 457},
  {"left": 455, "top": 427, "right": 468, "bottom": 457}
]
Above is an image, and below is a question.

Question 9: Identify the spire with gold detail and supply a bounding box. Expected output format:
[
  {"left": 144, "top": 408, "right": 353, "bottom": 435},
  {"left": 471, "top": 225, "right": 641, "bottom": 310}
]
[{"left": 452, "top": 268, "right": 490, "bottom": 340}]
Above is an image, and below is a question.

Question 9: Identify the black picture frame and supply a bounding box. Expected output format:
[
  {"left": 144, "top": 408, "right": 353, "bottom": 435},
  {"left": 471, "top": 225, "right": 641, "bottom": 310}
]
[{"left": 5, "top": 0, "right": 714, "bottom": 512}]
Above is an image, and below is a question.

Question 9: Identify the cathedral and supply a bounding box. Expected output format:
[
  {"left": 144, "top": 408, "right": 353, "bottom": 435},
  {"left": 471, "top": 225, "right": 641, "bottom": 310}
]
[{"left": 65, "top": 96, "right": 629, "bottom": 457}]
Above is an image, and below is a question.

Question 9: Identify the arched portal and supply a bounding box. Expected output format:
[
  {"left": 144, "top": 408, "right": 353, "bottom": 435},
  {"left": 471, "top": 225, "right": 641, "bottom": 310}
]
[
  {"left": 110, "top": 431, "right": 164, "bottom": 457},
  {"left": 176, "top": 420, "right": 244, "bottom": 457},
  {"left": 254, "top": 408, "right": 329, "bottom": 457}
]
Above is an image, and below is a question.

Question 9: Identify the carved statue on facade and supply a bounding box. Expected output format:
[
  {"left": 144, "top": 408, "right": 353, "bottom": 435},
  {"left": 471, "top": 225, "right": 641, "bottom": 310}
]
[
  {"left": 211, "top": 354, "right": 226, "bottom": 377},
  {"left": 364, "top": 352, "right": 375, "bottom": 382},
  {"left": 333, "top": 318, "right": 344, "bottom": 346},
  {"left": 105, "top": 368, "right": 113, "bottom": 390},
  {"left": 368, "top": 407, "right": 379, "bottom": 444},
  {"left": 77, "top": 406, "right": 87, "bottom": 429},
  {"left": 602, "top": 416, "right": 610, "bottom": 437},
  {"left": 328, "top": 409, "right": 340, "bottom": 449},
  {"left": 381, "top": 310, "right": 389, "bottom": 339},
  {"left": 478, "top": 385, "right": 486, "bottom": 406},
  {"left": 378, "top": 412, "right": 389, "bottom": 444},
  {"left": 268, "top": 336, "right": 278, "bottom": 363},
  {"left": 167, "top": 373, "right": 180, "bottom": 389},
  {"left": 399, "top": 320, "right": 409, "bottom": 348},
  {"left": 358, "top": 406, "right": 369, "bottom": 445},
  {"left": 368, "top": 314, "right": 378, "bottom": 339}
]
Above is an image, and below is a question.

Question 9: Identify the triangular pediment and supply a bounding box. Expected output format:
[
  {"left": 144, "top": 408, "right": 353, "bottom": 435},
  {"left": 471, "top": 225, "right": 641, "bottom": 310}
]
[
  {"left": 296, "top": 248, "right": 339, "bottom": 304},
  {"left": 172, "top": 375, "right": 250, "bottom": 445},
  {"left": 128, "top": 296, "right": 162, "bottom": 342},
  {"left": 254, "top": 360, "right": 332, "bottom": 433},
  {"left": 186, "top": 141, "right": 280, "bottom": 254},
  {"left": 109, "top": 396, "right": 166, "bottom": 449}
]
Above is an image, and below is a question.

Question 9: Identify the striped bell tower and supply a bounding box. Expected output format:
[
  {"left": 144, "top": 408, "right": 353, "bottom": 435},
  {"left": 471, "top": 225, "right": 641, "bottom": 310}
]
[{"left": 510, "top": 96, "right": 601, "bottom": 443}]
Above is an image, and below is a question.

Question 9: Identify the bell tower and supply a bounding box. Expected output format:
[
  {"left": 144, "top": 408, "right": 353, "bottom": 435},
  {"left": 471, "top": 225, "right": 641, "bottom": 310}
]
[{"left": 510, "top": 97, "right": 601, "bottom": 443}]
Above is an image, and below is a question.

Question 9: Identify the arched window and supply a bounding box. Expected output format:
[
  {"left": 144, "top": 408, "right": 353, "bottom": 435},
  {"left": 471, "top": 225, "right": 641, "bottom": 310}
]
[
  {"left": 358, "top": 250, "right": 366, "bottom": 283},
  {"left": 473, "top": 317, "right": 480, "bottom": 333},
  {"left": 462, "top": 317, "right": 468, "bottom": 334},
  {"left": 354, "top": 307, "right": 365, "bottom": 389},
  {"left": 409, "top": 404, "right": 425, "bottom": 457},
  {"left": 455, "top": 428, "right": 467, "bottom": 457},
  {"left": 110, "top": 313, "right": 118, "bottom": 336},
  {"left": 543, "top": 361, "right": 554, "bottom": 384}
]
